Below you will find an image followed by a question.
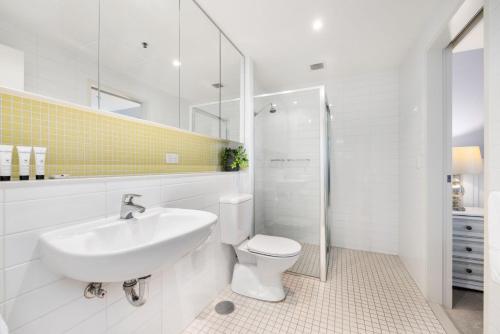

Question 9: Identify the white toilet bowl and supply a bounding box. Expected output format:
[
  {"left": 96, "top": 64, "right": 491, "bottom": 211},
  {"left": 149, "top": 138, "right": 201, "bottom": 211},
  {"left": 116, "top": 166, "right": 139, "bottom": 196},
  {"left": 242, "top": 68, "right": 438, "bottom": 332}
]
[
  {"left": 231, "top": 234, "right": 301, "bottom": 302},
  {"left": 219, "top": 194, "right": 302, "bottom": 302}
]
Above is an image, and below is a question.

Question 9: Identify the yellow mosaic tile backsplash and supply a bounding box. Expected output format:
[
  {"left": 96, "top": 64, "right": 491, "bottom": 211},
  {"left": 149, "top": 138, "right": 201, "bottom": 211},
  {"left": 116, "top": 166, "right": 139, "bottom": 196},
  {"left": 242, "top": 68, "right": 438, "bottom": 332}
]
[{"left": 0, "top": 92, "right": 228, "bottom": 179}]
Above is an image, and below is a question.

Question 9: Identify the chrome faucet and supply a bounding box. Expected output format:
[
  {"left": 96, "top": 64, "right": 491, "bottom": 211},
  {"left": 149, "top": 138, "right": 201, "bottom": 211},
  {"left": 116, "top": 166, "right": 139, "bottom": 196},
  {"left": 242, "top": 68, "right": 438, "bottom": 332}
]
[{"left": 120, "top": 194, "right": 146, "bottom": 220}]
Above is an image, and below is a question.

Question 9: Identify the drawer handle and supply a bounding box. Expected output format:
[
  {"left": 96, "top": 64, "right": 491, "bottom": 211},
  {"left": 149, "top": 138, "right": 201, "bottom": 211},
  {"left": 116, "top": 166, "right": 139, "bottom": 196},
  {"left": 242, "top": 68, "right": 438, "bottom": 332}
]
[
  {"left": 466, "top": 247, "right": 473, "bottom": 252},
  {"left": 466, "top": 268, "right": 473, "bottom": 274},
  {"left": 466, "top": 225, "right": 472, "bottom": 231}
]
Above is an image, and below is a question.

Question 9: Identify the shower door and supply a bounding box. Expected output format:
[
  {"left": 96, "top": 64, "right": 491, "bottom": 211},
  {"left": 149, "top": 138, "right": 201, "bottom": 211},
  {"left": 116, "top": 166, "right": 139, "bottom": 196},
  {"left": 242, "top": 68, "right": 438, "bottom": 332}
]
[{"left": 254, "top": 86, "right": 330, "bottom": 280}]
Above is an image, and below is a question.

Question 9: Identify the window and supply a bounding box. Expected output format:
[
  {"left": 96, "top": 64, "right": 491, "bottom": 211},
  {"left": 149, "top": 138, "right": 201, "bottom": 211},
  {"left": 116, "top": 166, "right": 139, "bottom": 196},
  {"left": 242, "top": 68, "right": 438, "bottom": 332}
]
[{"left": 90, "top": 87, "right": 143, "bottom": 119}]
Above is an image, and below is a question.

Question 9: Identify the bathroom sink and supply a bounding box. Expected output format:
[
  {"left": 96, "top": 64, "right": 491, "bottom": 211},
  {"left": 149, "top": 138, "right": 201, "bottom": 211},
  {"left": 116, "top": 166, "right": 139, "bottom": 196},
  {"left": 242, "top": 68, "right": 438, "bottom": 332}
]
[{"left": 40, "top": 208, "right": 217, "bottom": 282}]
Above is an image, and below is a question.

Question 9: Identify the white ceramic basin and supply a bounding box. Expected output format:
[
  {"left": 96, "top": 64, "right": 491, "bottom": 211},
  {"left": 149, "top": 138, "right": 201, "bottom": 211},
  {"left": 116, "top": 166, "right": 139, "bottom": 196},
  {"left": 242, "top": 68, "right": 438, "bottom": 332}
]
[{"left": 40, "top": 208, "right": 217, "bottom": 282}]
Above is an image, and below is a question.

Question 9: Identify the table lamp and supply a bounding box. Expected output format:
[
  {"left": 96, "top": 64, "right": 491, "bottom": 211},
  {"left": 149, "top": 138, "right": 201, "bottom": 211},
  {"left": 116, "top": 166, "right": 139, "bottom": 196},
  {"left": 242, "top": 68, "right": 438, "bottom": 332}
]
[{"left": 452, "top": 146, "right": 483, "bottom": 211}]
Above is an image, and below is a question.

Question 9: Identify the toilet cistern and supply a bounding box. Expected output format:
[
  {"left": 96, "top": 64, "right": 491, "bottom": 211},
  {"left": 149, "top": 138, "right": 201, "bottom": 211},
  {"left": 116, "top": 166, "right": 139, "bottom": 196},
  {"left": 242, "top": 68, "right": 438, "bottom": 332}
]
[
  {"left": 120, "top": 193, "right": 146, "bottom": 219},
  {"left": 219, "top": 193, "right": 302, "bottom": 302}
]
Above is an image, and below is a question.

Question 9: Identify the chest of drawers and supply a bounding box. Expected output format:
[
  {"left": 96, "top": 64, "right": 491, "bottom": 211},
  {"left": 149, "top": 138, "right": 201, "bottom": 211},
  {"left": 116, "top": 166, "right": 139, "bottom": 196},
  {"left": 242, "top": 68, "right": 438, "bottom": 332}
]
[{"left": 452, "top": 208, "right": 484, "bottom": 291}]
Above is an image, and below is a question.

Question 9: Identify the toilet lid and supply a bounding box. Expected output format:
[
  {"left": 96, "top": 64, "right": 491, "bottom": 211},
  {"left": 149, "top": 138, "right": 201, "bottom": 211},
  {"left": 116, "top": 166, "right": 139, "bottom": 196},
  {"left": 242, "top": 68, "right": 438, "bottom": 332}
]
[{"left": 247, "top": 234, "right": 302, "bottom": 257}]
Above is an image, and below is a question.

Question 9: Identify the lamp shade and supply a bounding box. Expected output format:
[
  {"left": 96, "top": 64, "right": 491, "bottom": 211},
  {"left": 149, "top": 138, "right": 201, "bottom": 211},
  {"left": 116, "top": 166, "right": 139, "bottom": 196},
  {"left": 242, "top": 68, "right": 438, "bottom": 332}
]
[{"left": 452, "top": 146, "right": 483, "bottom": 175}]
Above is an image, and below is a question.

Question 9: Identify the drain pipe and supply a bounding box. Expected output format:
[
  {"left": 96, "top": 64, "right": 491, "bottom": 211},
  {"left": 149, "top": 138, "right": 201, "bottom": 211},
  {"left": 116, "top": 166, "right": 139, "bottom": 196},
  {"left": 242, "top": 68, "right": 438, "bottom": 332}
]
[{"left": 123, "top": 275, "right": 151, "bottom": 307}]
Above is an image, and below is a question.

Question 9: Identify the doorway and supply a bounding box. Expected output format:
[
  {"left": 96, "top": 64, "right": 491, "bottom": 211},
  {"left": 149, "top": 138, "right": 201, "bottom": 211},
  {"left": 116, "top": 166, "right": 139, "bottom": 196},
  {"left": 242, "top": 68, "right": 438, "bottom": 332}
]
[{"left": 445, "top": 12, "right": 484, "bottom": 334}]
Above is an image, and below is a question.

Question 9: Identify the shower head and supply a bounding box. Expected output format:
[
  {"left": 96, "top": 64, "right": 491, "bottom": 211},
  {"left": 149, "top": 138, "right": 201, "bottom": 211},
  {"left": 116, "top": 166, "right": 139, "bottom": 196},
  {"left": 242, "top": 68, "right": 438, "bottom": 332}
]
[{"left": 254, "top": 103, "right": 278, "bottom": 117}]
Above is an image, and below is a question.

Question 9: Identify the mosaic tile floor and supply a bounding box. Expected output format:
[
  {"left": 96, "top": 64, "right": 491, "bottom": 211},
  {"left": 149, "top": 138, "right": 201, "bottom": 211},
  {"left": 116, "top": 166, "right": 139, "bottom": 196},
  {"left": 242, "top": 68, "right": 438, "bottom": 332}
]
[
  {"left": 288, "top": 243, "right": 320, "bottom": 278},
  {"left": 183, "top": 248, "right": 446, "bottom": 334}
]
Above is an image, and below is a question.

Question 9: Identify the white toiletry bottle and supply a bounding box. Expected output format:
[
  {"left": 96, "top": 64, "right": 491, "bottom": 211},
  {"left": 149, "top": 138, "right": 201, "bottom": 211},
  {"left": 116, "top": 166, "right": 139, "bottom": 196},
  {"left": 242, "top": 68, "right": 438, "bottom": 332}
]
[
  {"left": 17, "top": 146, "right": 32, "bottom": 180},
  {"left": 33, "top": 147, "right": 47, "bottom": 180},
  {"left": 0, "top": 145, "right": 13, "bottom": 181}
]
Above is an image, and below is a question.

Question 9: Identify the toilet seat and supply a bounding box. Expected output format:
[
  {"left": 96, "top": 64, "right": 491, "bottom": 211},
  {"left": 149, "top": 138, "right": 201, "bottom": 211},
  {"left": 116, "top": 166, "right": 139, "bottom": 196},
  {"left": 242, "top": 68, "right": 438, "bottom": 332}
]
[{"left": 247, "top": 234, "right": 301, "bottom": 258}]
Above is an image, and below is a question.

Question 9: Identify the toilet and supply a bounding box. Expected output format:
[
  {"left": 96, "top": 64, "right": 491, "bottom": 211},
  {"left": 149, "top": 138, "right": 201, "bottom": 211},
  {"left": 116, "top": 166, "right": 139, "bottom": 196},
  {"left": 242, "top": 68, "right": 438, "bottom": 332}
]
[{"left": 219, "top": 193, "right": 301, "bottom": 302}]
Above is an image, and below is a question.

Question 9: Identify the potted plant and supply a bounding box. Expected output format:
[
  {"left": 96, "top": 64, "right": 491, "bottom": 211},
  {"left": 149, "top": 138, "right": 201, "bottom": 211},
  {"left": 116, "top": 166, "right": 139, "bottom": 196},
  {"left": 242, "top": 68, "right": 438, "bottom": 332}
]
[{"left": 222, "top": 146, "right": 249, "bottom": 171}]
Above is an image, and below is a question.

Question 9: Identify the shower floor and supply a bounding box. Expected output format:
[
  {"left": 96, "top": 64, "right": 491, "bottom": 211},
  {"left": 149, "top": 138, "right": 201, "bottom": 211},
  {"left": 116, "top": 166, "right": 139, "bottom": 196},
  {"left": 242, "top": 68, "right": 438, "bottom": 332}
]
[{"left": 288, "top": 242, "right": 320, "bottom": 278}]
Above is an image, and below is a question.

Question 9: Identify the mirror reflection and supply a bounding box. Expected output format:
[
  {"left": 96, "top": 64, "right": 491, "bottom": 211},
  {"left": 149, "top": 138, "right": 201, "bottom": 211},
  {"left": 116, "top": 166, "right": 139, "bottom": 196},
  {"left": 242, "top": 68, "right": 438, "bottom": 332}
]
[
  {"left": 0, "top": 0, "right": 99, "bottom": 106},
  {"left": 99, "top": 0, "right": 179, "bottom": 125},
  {"left": 180, "top": 0, "right": 221, "bottom": 138},
  {"left": 0, "top": 0, "right": 244, "bottom": 142},
  {"left": 221, "top": 35, "right": 243, "bottom": 142}
]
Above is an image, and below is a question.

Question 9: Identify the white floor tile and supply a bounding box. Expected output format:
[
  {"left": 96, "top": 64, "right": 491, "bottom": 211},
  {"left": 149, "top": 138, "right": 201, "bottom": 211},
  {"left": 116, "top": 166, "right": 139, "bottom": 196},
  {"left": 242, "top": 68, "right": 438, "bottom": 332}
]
[{"left": 183, "top": 248, "right": 446, "bottom": 334}]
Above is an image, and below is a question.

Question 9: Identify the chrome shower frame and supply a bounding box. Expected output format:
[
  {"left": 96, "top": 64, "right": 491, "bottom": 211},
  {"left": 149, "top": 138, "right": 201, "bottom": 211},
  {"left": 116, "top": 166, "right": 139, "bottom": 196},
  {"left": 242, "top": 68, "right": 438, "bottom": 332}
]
[{"left": 253, "top": 85, "right": 332, "bottom": 282}]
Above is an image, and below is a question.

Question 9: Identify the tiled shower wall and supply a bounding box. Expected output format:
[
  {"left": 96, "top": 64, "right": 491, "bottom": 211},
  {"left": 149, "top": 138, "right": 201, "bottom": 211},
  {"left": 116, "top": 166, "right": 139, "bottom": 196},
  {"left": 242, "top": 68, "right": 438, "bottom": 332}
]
[
  {"left": 0, "top": 89, "right": 227, "bottom": 179},
  {"left": 0, "top": 172, "right": 239, "bottom": 334},
  {"left": 329, "top": 70, "right": 400, "bottom": 255}
]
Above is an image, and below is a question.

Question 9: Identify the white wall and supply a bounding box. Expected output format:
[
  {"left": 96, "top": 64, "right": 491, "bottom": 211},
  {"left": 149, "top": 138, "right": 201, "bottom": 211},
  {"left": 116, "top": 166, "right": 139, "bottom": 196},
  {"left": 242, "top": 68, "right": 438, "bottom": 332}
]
[
  {"left": 0, "top": 172, "right": 240, "bottom": 334},
  {"left": 0, "top": 43, "right": 24, "bottom": 90},
  {"left": 399, "top": 46, "right": 429, "bottom": 294},
  {"left": 328, "top": 71, "right": 399, "bottom": 254},
  {"left": 398, "top": 0, "right": 485, "bottom": 302},
  {"left": 452, "top": 49, "right": 485, "bottom": 152},
  {"left": 484, "top": 0, "right": 500, "bottom": 333}
]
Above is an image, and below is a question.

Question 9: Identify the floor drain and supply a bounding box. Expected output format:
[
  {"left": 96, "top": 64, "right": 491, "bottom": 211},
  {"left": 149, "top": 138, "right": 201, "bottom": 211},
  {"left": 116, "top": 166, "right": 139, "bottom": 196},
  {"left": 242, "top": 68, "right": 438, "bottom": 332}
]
[{"left": 215, "top": 301, "right": 235, "bottom": 315}]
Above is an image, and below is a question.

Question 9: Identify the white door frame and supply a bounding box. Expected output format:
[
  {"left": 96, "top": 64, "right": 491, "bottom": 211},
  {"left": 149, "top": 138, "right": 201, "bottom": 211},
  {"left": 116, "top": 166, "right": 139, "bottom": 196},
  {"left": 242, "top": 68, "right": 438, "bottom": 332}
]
[
  {"left": 443, "top": 45, "right": 454, "bottom": 309},
  {"left": 440, "top": 8, "right": 484, "bottom": 309},
  {"left": 424, "top": 0, "right": 484, "bottom": 306}
]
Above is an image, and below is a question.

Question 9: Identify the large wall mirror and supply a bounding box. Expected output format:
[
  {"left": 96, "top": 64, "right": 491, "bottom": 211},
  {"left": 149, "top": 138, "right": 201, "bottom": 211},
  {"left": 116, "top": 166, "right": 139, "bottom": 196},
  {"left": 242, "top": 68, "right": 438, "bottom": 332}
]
[{"left": 0, "top": 0, "right": 244, "bottom": 143}]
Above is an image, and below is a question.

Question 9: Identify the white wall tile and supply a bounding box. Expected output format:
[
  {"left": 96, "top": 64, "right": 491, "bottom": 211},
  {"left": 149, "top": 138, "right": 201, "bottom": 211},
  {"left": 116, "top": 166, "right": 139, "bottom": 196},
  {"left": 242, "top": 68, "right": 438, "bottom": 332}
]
[
  {"left": 329, "top": 71, "right": 400, "bottom": 254},
  {"left": 0, "top": 189, "right": 4, "bottom": 236},
  {"left": 0, "top": 270, "right": 4, "bottom": 303},
  {"left": 4, "top": 260, "right": 62, "bottom": 300},
  {"left": 132, "top": 312, "right": 162, "bottom": 334},
  {"left": 3, "top": 182, "right": 105, "bottom": 203},
  {"left": 162, "top": 180, "right": 214, "bottom": 203},
  {"left": 0, "top": 237, "right": 4, "bottom": 269},
  {"left": 64, "top": 311, "right": 106, "bottom": 334},
  {"left": 0, "top": 173, "right": 238, "bottom": 334},
  {"left": 4, "top": 192, "right": 106, "bottom": 234},
  {"left": 3, "top": 278, "right": 86, "bottom": 329},
  {"left": 10, "top": 297, "right": 105, "bottom": 334},
  {"left": 164, "top": 193, "right": 220, "bottom": 210},
  {"left": 4, "top": 230, "right": 43, "bottom": 267}
]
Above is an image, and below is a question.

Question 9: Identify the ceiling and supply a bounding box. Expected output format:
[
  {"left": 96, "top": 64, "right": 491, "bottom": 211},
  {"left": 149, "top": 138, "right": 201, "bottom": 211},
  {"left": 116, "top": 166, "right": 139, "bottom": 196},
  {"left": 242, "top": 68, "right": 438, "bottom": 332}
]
[{"left": 198, "top": 0, "right": 462, "bottom": 92}]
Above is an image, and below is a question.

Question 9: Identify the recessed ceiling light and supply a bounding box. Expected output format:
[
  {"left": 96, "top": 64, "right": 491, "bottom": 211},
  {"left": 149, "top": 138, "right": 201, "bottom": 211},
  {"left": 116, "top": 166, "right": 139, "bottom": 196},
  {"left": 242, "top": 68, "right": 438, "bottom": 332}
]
[
  {"left": 172, "top": 59, "right": 181, "bottom": 67},
  {"left": 312, "top": 19, "right": 323, "bottom": 31},
  {"left": 292, "top": 101, "right": 298, "bottom": 105}
]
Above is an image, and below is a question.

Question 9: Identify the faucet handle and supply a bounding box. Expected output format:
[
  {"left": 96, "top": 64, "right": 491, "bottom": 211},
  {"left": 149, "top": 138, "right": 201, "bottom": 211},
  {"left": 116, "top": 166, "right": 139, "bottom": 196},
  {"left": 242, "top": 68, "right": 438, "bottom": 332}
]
[{"left": 122, "top": 193, "right": 142, "bottom": 204}]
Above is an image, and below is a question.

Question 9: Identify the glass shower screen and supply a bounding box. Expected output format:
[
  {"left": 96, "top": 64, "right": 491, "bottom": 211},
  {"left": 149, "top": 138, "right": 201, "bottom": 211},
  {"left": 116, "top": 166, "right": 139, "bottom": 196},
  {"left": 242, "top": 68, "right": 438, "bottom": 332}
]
[{"left": 254, "top": 86, "right": 330, "bottom": 280}]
